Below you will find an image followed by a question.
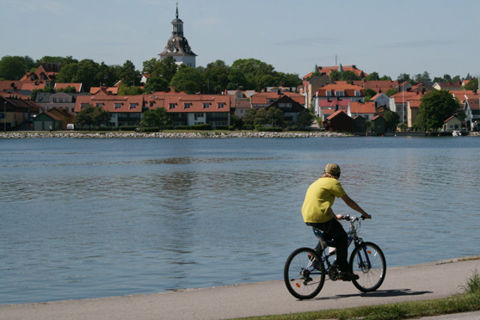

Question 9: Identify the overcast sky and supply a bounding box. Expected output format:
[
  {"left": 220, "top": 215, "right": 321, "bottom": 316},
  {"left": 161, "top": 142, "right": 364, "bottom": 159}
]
[{"left": 1, "top": 0, "right": 479, "bottom": 80}]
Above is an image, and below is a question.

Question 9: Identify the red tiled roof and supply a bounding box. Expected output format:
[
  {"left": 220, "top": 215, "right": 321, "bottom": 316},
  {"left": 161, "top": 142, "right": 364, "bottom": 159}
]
[
  {"left": 326, "top": 110, "right": 350, "bottom": 120},
  {"left": 19, "top": 82, "right": 46, "bottom": 91},
  {"left": 55, "top": 83, "right": 82, "bottom": 92},
  {"left": 352, "top": 80, "right": 399, "bottom": 93},
  {"left": 0, "top": 80, "right": 21, "bottom": 91},
  {"left": 349, "top": 102, "right": 376, "bottom": 114},
  {"left": 318, "top": 99, "right": 349, "bottom": 107},
  {"left": 75, "top": 92, "right": 143, "bottom": 113},
  {"left": 251, "top": 91, "right": 304, "bottom": 106},
  {"left": 450, "top": 90, "right": 478, "bottom": 103},
  {"left": 90, "top": 87, "right": 119, "bottom": 95},
  {"left": 317, "top": 82, "right": 364, "bottom": 97}
]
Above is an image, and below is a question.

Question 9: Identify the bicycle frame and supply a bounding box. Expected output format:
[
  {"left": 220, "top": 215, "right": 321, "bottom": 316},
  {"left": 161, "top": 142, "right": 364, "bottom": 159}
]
[{"left": 314, "top": 216, "right": 372, "bottom": 273}]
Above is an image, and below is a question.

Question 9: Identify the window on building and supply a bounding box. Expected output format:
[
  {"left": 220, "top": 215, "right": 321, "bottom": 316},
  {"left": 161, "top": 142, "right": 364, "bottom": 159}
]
[
  {"left": 194, "top": 113, "right": 203, "bottom": 120},
  {"left": 355, "top": 90, "right": 361, "bottom": 97},
  {"left": 335, "top": 91, "right": 344, "bottom": 97},
  {"left": 184, "top": 103, "right": 191, "bottom": 109},
  {"left": 81, "top": 103, "right": 89, "bottom": 109},
  {"left": 115, "top": 103, "right": 122, "bottom": 109},
  {"left": 169, "top": 103, "right": 176, "bottom": 109},
  {"left": 130, "top": 103, "right": 137, "bottom": 109},
  {"left": 326, "top": 91, "right": 332, "bottom": 97},
  {"left": 96, "top": 103, "right": 104, "bottom": 107},
  {"left": 218, "top": 103, "right": 225, "bottom": 109},
  {"left": 203, "top": 103, "right": 210, "bottom": 109}
]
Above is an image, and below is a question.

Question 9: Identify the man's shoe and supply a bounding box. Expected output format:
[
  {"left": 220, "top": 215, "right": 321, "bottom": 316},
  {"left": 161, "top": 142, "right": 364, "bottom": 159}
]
[{"left": 339, "top": 272, "right": 359, "bottom": 281}]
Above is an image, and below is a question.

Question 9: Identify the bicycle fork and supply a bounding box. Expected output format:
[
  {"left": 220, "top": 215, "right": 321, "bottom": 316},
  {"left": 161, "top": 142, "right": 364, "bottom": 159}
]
[{"left": 355, "top": 242, "right": 373, "bottom": 272}]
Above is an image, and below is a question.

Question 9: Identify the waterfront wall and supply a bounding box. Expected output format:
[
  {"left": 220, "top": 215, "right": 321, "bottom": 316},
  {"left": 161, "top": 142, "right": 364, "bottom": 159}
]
[{"left": 0, "top": 130, "right": 350, "bottom": 139}]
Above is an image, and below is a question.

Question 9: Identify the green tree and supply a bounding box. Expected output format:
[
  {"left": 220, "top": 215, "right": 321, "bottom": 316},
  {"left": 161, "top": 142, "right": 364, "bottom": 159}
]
[
  {"left": 254, "top": 108, "right": 268, "bottom": 127},
  {"left": 75, "top": 105, "right": 111, "bottom": 129},
  {"left": 415, "top": 90, "right": 461, "bottom": 132},
  {"left": 341, "top": 70, "right": 360, "bottom": 81},
  {"left": 383, "top": 109, "right": 400, "bottom": 132},
  {"left": 366, "top": 72, "right": 380, "bottom": 81},
  {"left": 277, "top": 72, "right": 302, "bottom": 87},
  {"left": 145, "top": 77, "right": 169, "bottom": 93},
  {"left": 329, "top": 70, "right": 341, "bottom": 82},
  {"left": 295, "top": 109, "right": 314, "bottom": 129},
  {"left": 56, "top": 59, "right": 101, "bottom": 91},
  {"left": 117, "top": 83, "right": 144, "bottom": 95},
  {"left": 151, "top": 57, "right": 178, "bottom": 83},
  {"left": 414, "top": 71, "right": 431, "bottom": 85},
  {"left": 96, "top": 62, "right": 118, "bottom": 87},
  {"left": 37, "top": 56, "right": 77, "bottom": 67},
  {"left": 242, "top": 108, "right": 256, "bottom": 129},
  {"left": 230, "top": 58, "right": 276, "bottom": 91},
  {"left": 204, "top": 60, "right": 229, "bottom": 93},
  {"left": 226, "top": 68, "right": 247, "bottom": 90},
  {"left": 464, "top": 78, "right": 478, "bottom": 91},
  {"left": 140, "top": 108, "right": 171, "bottom": 129},
  {"left": 265, "top": 107, "right": 285, "bottom": 127},
  {"left": 385, "top": 88, "right": 399, "bottom": 97},
  {"left": 170, "top": 65, "right": 204, "bottom": 94},
  {"left": 0, "top": 56, "right": 35, "bottom": 80},
  {"left": 142, "top": 58, "right": 157, "bottom": 74},
  {"left": 119, "top": 60, "right": 140, "bottom": 86},
  {"left": 397, "top": 73, "right": 411, "bottom": 82},
  {"left": 364, "top": 88, "right": 377, "bottom": 101}
]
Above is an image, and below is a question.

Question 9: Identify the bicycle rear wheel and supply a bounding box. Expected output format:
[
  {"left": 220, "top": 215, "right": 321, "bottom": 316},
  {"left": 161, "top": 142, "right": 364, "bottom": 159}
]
[
  {"left": 349, "top": 242, "right": 386, "bottom": 292},
  {"left": 284, "top": 247, "right": 325, "bottom": 299}
]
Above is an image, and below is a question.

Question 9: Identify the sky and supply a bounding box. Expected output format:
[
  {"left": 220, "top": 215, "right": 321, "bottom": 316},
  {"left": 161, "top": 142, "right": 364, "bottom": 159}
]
[{"left": 1, "top": 0, "right": 479, "bottom": 80}]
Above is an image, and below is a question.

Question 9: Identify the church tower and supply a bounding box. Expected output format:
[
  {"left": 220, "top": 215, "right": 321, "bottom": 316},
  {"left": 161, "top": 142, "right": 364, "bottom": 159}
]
[{"left": 159, "top": 3, "right": 196, "bottom": 67}]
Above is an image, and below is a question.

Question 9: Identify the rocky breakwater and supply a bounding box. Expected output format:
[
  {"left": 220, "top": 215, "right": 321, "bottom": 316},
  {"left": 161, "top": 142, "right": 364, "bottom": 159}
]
[{"left": 0, "top": 130, "right": 349, "bottom": 139}]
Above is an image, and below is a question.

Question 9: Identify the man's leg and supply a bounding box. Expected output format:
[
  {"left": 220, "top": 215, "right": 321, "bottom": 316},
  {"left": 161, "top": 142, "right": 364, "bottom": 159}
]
[{"left": 321, "top": 219, "right": 348, "bottom": 271}]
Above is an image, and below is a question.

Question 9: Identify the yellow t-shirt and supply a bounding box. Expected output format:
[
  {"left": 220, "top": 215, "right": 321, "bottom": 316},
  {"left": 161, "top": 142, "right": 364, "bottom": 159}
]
[{"left": 301, "top": 177, "right": 346, "bottom": 223}]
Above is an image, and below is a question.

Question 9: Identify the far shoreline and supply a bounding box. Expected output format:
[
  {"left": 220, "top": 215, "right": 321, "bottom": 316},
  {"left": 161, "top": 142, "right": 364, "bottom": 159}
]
[{"left": 1, "top": 130, "right": 479, "bottom": 139}]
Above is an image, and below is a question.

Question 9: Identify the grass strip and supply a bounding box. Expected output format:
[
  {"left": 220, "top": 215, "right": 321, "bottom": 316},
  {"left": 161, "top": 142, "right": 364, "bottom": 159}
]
[{"left": 232, "top": 292, "right": 480, "bottom": 320}]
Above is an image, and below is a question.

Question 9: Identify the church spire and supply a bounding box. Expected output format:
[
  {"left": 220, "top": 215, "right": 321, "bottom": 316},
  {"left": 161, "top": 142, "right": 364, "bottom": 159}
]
[{"left": 176, "top": 2, "right": 179, "bottom": 19}]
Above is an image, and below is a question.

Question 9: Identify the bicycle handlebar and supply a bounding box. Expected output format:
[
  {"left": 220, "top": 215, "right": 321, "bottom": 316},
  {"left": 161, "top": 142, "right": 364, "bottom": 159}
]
[{"left": 341, "top": 215, "right": 365, "bottom": 222}]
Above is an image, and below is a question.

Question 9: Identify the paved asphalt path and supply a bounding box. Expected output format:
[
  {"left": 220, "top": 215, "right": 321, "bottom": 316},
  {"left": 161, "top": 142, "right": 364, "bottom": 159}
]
[{"left": 1, "top": 257, "right": 479, "bottom": 320}]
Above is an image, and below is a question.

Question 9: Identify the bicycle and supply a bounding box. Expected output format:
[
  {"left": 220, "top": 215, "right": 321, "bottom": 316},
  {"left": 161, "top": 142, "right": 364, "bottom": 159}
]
[{"left": 284, "top": 215, "right": 386, "bottom": 299}]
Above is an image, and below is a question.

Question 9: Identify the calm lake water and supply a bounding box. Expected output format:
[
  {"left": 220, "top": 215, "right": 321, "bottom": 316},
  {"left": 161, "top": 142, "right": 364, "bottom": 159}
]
[{"left": 1, "top": 137, "right": 479, "bottom": 304}]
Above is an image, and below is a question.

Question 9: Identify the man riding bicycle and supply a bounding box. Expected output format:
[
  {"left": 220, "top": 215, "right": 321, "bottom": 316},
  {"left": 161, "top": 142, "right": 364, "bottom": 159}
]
[{"left": 301, "top": 163, "right": 371, "bottom": 281}]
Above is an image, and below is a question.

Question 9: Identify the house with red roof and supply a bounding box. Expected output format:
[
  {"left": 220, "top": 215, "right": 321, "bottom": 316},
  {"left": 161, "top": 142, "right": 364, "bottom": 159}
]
[
  {"left": 450, "top": 89, "right": 480, "bottom": 131},
  {"left": 316, "top": 82, "right": 364, "bottom": 102},
  {"left": 370, "top": 93, "right": 390, "bottom": 108},
  {"left": 0, "top": 96, "right": 40, "bottom": 130},
  {"left": 433, "top": 80, "right": 462, "bottom": 91},
  {"left": 33, "top": 108, "right": 74, "bottom": 131},
  {"left": 143, "top": 91, "right": 231, "bottom": 128},
  {"left": 250, "top": 91, "right": 306, "bottom": 125},
  {"left": 389, "top": 90, "right": 426, "bottom": 127},
  {"left": 352, "top": 80, "right": 399, "bottom": 94},
  {"left": 315, "top": 98, "right": 349, "bottom": 121},
  {"left": 348, "top": 101, "right": 376, "bottom": 120},
  {"left": 227, "top": 90, "right": 255, "bottom": 119},
  {"left": 441, "top": 115, "right": 462, "bottom": 133},
  {"left": 75, "top": 88, "right": 143, "bottom": 127},
  {"left": 303, "top": 65, "right": 367, "bottom": 80},
  {"left": 325, "top": 110, "right": 353, "bottom": 132}
]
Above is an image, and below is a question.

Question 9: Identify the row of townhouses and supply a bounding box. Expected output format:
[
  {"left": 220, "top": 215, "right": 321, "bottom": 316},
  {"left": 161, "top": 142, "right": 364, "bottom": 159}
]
[{"left": 1, "top": 62, "right": 478, "bottom": 133}]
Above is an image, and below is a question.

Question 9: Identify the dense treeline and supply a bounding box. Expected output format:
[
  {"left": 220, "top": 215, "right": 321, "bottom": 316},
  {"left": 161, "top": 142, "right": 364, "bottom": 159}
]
[
  {"left": 0, "top": 55, "right": 302, "bottom": 94},
  {"left": 2, "top": 55, "right": 477, "bottom": 96}
]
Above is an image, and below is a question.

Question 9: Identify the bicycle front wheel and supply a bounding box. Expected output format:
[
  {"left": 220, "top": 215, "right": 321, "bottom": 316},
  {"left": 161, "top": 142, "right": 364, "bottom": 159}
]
[
  {"left": 284, "top": 247, "right": 325, "bottom": 300},
  {"left": 349, "top": 242, "right": 386, "bottom": 292}
]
